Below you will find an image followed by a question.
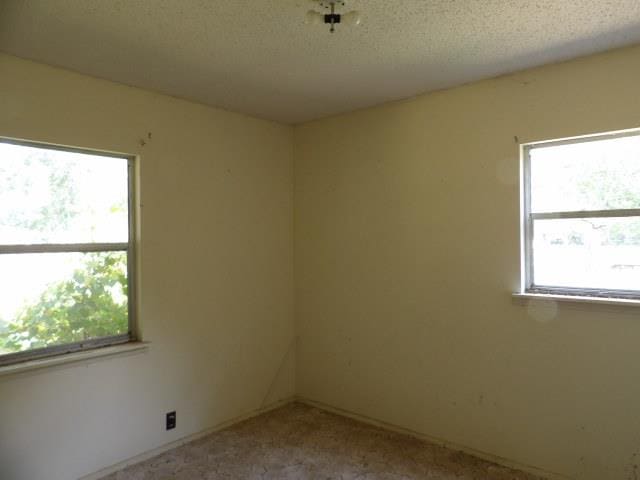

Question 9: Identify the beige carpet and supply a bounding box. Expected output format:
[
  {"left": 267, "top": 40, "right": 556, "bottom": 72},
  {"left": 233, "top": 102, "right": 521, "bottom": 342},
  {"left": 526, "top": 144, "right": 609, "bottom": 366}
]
[{"left": 103, "top": 402, "right": 542, "bottom": 479}]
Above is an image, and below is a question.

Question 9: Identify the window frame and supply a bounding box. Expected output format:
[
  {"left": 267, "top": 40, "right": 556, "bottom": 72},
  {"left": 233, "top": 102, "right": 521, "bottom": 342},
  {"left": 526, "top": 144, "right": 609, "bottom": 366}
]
[
  {"left": 0, "top": 137, "right": 137, "bottom": 366},
  {"left": 521, "top": 129, "right": 640, "bottom": 301}
]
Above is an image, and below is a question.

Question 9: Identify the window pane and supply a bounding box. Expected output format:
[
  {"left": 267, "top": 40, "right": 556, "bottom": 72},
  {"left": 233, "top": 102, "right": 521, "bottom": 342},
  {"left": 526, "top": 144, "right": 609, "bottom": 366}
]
[
  {"left": 0, "top": 251, "right": 128, "bottom": 355},
  {"left": 533, "top": 217, "right": 640, "bottom": 291},
  {"left": 530, "top": 134, "right": 640, "bottom": 213},
  {"left": 0, "top": 142, "right": 129, "bottom": 244}
]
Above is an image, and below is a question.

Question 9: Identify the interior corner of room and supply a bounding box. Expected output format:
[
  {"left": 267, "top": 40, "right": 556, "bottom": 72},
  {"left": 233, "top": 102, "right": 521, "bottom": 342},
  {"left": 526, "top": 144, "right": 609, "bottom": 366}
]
[{"left": 1, "top": 2, "right": 640, "bottom": 479}]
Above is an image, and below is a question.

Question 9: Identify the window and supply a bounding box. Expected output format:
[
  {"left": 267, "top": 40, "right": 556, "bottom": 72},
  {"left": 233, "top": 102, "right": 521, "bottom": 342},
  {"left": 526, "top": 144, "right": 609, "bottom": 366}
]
[
  {"left": 521, "top": 130, "right": 640, "bottom": 300},
  {"left": 0, "top": 139, "right": 135, "bottom": 365}
]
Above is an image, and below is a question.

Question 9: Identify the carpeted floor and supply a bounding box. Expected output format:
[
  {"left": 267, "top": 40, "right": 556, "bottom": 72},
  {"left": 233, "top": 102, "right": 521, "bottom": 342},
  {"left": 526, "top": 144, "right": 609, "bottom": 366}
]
[{"left": 102, "top": 402, "right": 542, "bottom": 479}]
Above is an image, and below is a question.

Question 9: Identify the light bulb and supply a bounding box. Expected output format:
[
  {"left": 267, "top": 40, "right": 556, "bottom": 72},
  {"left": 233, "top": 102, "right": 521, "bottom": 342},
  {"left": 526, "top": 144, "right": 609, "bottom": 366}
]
[
  {"left": 305, "top": 10, "right": 323, "bottom": 25},
  {"left": 342, "top": 10, "right": 362, "bottom": 26}
]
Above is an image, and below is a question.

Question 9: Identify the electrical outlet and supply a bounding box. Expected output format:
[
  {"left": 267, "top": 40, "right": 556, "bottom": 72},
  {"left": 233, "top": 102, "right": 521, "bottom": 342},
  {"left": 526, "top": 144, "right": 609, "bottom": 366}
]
[{"left": 166, "top": 411, "right": 176, "bottom": 430}]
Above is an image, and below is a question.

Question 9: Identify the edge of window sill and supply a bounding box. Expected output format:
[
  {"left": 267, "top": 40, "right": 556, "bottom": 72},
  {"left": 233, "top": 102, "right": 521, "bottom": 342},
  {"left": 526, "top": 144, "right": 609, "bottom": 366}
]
[
  {"left": 512, "top": 292, "right": 640, "bottom": 308},
  {"left": 0, "top": 341, "right": 149, "bottom": 378}
]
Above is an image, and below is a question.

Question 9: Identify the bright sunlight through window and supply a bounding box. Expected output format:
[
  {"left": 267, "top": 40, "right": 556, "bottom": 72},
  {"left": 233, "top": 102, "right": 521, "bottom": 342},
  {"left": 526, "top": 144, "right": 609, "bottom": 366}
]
[
  {"left": 522, "top": 130, "right": 640, "bottom": 299},
  {"left": 0, "top": 139, "right": 135, "bottom": 365}
]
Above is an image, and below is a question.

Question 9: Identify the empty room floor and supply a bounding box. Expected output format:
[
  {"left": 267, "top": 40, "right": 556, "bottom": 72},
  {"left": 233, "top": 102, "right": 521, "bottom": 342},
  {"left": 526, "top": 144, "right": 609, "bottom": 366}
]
[{"left": 103, "top": 403, "right": 541, "bottom": 480}]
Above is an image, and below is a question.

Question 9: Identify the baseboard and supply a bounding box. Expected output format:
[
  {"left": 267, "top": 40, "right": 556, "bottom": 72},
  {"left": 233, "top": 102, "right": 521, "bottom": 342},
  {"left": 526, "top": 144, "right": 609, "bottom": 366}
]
[
  {"left": 296, "top": 396, "right": 571, "bottom": 480},
  {"left": 81, "top": 395, "right": 570, "bottom": 480},
  {"left": 79, "top": 396, "right": 295, "bottom": 480}
]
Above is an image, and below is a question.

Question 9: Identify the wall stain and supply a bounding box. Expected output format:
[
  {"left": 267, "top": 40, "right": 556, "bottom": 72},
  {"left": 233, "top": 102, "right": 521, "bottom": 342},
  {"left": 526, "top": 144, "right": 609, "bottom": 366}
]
[
  {"left": 139, "top": 132, "right": 153, "bottom": 147},
  {"left": 626, "top": 452, "right": 639, "bottom": 480}
]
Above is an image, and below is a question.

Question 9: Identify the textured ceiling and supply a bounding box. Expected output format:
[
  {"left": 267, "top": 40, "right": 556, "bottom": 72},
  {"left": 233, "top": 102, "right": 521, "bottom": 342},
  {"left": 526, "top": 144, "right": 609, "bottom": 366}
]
[{"left": 1, "top": 0, "right": 640, "bottom": 124}]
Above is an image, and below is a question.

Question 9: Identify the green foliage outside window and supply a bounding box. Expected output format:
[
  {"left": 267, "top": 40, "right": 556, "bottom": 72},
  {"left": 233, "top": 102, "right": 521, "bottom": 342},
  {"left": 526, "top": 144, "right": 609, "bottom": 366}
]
[{"left": 0, "top": 253, "right": 128, "bottom": 354}]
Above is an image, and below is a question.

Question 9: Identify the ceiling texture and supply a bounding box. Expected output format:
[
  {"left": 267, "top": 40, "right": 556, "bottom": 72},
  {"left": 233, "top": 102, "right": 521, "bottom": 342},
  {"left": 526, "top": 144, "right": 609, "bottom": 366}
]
[{"left": 1, "top": 0, "right": 640, "bottom": 124}]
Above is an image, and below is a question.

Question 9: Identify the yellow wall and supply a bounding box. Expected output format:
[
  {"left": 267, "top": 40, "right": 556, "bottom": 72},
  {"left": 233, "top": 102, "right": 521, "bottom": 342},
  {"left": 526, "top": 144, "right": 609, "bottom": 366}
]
[
  {"left": 294, "top": 45, "right": 640, "bottom": 480},
  {"left": 3, "top": 43, "right": 640, "bottom": 480},
  {"left": 0, "top": 54, "right": 294, "bottom": 480}
]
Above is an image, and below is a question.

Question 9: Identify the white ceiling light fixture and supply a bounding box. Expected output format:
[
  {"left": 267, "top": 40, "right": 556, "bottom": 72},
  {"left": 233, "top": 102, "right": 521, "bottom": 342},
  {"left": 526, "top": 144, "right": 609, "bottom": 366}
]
[{"left": 305, "top": 1, "right": 361, "bottom": 33}]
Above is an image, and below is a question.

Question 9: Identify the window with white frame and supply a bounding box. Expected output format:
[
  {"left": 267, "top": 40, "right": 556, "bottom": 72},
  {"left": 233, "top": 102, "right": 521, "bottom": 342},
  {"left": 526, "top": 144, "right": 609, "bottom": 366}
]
[
  {"left": 0, "top": 139, "right": 135, "bottom": 365},
  {"left": 521, "top": 130, "right": 640, "bottom": 299}
]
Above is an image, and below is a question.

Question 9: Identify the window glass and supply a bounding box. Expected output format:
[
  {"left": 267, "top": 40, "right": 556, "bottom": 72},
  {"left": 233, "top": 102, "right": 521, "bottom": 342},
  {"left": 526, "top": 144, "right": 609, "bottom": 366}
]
[
  {"left": 533, "top": 217, "right": 640, "bottom": 291},
  {"left": 0, "top": 143, "right": 128, "bottom": 245},
  {"left": 524, "top": 131, "right": 640, "bottom": 298},
  {"left": 0, "top": 140, "right": 133, "bottom": 363},
  {"left": 530, "top": 135, "right": 640, "bottom": 213},
  {"left": 0, "top": 252, "right": 128, "bottom": 355}
]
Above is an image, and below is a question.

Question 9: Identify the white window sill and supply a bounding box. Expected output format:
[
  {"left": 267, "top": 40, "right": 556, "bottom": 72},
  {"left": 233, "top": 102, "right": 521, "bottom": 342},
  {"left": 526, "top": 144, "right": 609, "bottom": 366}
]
[
  {"left": 512, "top": 292, "right": 640, "bottom": 308},
  {"left": 0, "top": 342, "right": 149, "bottom": 377}
]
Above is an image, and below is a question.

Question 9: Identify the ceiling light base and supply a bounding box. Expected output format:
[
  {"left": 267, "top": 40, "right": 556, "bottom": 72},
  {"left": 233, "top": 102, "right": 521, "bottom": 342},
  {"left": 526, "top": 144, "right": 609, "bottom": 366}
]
[
  {"left": 307, "top": 0, "right": 359, "bottom": 33},
  {"left": 324, "top": 14, "right": 341, "bottom": 24}
]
